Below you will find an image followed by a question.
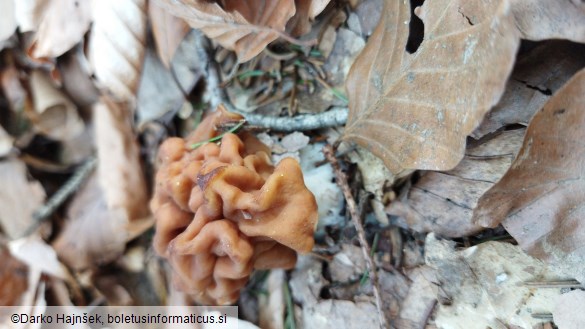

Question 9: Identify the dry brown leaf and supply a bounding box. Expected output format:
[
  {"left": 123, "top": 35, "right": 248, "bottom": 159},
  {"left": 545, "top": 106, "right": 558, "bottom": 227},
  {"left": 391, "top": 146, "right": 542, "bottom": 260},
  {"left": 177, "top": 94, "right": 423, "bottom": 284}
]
[
  {"left": 94, "top": 99, "right": 149, "bottom": 222},
  {"left": 89, "top": 0, "right": 147, "bottom": 102},
  {"left": 395, "top": 266, "right": 437, "bottom": 329},
  {"left": 29, "top": 70, "right": 84, "bottom": 141},
  {"left": 425, "top": 234, "right": 563, "bottom": 329},
  {"left": 0, "top": 159, "right": 45, "bottom": 239},
  {"left": 155, "top": 0, "right": 296, "bottom": 62},
  {"left": 343, "top": 0, "right": 520, "bottom": 174},
  {"left": 53, "top": 173, "right": 129, "bottom": 270},
  {"left": 149, "top": 1, "right": 190, "bottom": 68},
  {"left": 0, "top": 246, "right": 28, "bottom": 306},
  {"left": 287, "top": 0, "right": 331, "bottom": 36},
  {"left": 512, "top": 0, "right": 585, "bottom": 43},
  {"left": 0, "top": 0, "right": 16, "bottom": 44},
  {"left": 473, "top": 41, "right": 585, "bottom": 138},
  {"left": 136, "top": 48, "right": 185, "bottom": 127},
  {"left": 58, "top": 47, "right": 100, "bottom": 108},
  {"left": 29, "top": 0, "right": 92, "bottom": 59},
  {"left": 473, "top": 68, "right": 585, "bottom": 283},
  {"left": 342, "top": 0, "right": 585, "bottom": 175},
  {"left": 387, "top": 129, "right": 525, "bottom": 237}
]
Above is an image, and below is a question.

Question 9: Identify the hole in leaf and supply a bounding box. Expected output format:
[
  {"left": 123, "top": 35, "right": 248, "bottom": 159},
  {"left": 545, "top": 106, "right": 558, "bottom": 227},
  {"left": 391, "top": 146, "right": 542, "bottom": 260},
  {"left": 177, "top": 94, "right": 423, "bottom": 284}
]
[{"left": 406, "top": 0, "right": 425, "bottom": 54}]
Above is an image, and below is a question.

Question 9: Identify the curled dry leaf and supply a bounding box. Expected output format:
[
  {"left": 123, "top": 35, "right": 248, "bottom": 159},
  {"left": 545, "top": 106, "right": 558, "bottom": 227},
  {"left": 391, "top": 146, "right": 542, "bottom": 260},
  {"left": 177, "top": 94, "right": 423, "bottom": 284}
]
[
  {"left": 473, "top": 68, "right": 585, "bottom": 283},
  {"left": 89, "top": 0, "right": 147, "bottom": 102},
  {"left": 0, "top": 159, "right": 45, "bottom": 239},
  {"left": 29, "top": 70, "right": 84, "bottom": 141},
  {"left": 155, "top": 0, "right": 296, "bottom": 63},
  {"left": 149, "top": 1, "right": 190, "bottom": 68},
  {"left": 473, "top": 41, "right": 585, "bottom": 138},
  {"left": 387, "top": 129, "right": 525, "bottom": 237},
  {"left": 29, "top": 0, "right": 92, "bottom": 59},
  {"left": 343, "top": 0, "right": 585, "bottom": 174},
  {"left": 0, "top": 0, "right": 16, "bottom": 44}
]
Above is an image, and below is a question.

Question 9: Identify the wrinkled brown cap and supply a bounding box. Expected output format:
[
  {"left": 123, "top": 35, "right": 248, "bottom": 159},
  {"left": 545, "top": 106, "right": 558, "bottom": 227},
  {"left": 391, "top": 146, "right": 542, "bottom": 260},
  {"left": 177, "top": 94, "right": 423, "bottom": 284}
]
[{"left": 151, "top": 105, "right": 318, "bottom": 305}]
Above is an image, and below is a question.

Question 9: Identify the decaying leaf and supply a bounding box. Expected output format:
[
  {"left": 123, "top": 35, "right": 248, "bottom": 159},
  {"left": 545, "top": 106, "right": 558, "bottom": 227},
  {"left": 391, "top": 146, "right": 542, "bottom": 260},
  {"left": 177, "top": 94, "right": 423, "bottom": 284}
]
[
  {"left": 473, "top": 68, "right": 585, "bottom": 283},
  {"left": 0, "top": 159, "right": 45, "bottom": 239},
  {"left": 287, "top": 0, "right": 331, "bottom": 36},
  {"left": 94, "top": 99, "right": 149, "bottom": 223},
  {"left": 155, "top": 0, "right": 296, "bottom": 62},
  {"left": 387, "top": 129, "right": 525, "bottom": 237},
  {"left": 0, "top": 0, "right": 16, "bottom": 44},
  {"left": 136, "top": 49, "right": 185, "bottom": 127},
  {"left": 29, "top": 70, "right": 84, "bottom": 141},
  {"left": 553, "top": 290, "right": 585, "bottom": 329},
  {"left": 343, "top": 0, "right": 585, "bottom": 175},
  {"left": 473, "top": 41, "right": 585, "bottom": 138},
  {"left": 511, "top": 0, "right": 585, "bottom": 43},
  {"left": 29, "top": 0, "right": 92, "bottom": 59},
  {"left": 302, "top": 299, "right": 379, "bottom": 329},
  {"left": 89, "top": 0, "right": 147, "bottom": 102},
  {"left": 425, "top": 234, "right": 563, "bottom": 329},
  {"left": 0, "top": 246, "right": 28, "bottom": 306},
  {"left": 394, "top": 266, "right": 437, "bottom": 329},
  {"left": 149, "top": 1, "right": 190, "bottom": 68},
  {"left": 53, "top": 173, "right": 130, "bottom": 270}
]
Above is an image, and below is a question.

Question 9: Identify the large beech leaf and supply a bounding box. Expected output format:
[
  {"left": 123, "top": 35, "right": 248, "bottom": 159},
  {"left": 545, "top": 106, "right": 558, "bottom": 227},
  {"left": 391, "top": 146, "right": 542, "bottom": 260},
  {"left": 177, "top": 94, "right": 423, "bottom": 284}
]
[
  {"left": 343, "top": 0, "right": 519, "bottom": 174},
  {"left": 343, "top": 0, "right": 585, "bottom": 174},
  {"left": 155, "top": 0, "right": 296, "bottom": 63},
  {"left": 473, "top": 68, "right": 585, "bottom": 283},
  {"left": 387, "top": 129, "right": 524, "bottom": 238}
]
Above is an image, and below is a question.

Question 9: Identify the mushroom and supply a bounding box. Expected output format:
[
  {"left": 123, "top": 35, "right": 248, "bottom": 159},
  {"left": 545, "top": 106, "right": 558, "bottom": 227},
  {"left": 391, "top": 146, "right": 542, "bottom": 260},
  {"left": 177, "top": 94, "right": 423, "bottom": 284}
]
[{"left": 151, "top": 105, "right": 318, "bottom": 305}]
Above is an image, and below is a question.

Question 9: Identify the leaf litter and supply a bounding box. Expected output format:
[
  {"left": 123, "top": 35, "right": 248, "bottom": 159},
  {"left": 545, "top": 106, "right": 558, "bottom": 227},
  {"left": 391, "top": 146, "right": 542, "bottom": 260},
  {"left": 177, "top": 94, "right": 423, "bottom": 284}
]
[{"left": 0, "top": 0, "right": 585, "bottom": 328}]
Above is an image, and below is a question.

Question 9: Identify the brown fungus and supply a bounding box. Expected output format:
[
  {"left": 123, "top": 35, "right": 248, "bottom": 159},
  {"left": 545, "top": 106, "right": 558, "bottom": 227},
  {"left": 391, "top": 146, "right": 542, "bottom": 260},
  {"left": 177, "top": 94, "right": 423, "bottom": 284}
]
[{"left": 151, "top": 105, "right": 318, "bottom": 305}]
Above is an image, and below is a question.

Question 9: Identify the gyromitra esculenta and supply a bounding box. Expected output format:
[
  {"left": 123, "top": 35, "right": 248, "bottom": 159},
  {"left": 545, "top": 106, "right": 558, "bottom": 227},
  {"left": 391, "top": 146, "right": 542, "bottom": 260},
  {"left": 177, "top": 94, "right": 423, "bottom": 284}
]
[{"left": 150, "top": 105, "right": 318, "bottom": 305}]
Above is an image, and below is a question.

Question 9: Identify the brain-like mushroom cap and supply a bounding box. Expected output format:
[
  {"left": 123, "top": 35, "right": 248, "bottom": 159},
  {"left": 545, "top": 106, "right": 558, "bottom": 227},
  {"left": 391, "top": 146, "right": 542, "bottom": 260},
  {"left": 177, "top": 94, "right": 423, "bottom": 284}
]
[{"left": 151, "top": 105, "right": 318, "bottom": 304}]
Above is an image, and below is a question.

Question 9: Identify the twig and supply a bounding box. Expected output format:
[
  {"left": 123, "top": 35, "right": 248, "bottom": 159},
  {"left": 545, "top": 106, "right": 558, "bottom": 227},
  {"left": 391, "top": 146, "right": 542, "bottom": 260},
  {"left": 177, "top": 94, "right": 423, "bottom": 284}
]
[
  {"left": 522, "top": 280, "right": 583, "bottom": 288},
  {"left": 197, "top": 31, "right": 348, "bottom": 131},
  {"left": 26, "top": 156, "right": 97, "bottom": 236},
  {"left": 323, "top": 144, "right": 388, "bottom": 329},
  {"left": 237, "top": 107, "right": 348, "bottom": 131},
  {"left": 192, "top": 30, "right": 229, "bottom": 110}
]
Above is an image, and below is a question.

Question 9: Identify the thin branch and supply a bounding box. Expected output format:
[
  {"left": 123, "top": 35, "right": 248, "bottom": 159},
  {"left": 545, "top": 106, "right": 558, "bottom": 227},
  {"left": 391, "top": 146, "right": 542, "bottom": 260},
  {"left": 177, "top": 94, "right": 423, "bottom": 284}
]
[
  {"left": 192, "top": 30, "right": 228, "bottom": 110},
  {"left": 238, "top": 107, "right": 348, "bottom": 131},
  {"left": 26, "top": 156, "right": 97, "bottom": 236},
  {"left": 323, "top": 144, "right": 388, "bottom": 329},
  {"left": 195, "top": 30, "right": 348, "bottom": 131}
]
